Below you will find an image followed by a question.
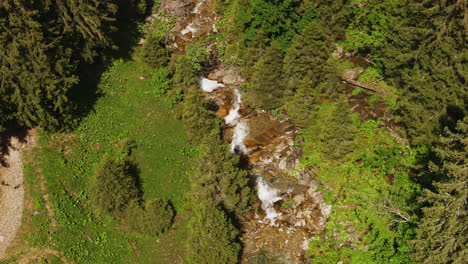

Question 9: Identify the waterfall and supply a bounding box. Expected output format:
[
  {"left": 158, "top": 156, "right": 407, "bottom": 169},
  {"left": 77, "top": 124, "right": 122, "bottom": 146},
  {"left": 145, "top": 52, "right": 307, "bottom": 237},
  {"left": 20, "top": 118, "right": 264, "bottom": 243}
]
[
  {"left": 225, "top": 88, "right": 248, "bottom": 154},
  {"left": 198, "top": 77, "right": 225, "bottom": 92},
  {"left": 257, "top": 177, "right": 282, "bottom": 225},
  {"left": 181, "top": 23, "right": 199, "bottom": 38},
  {"left": 192, "top": 0, "right": 206, "bottom": 14}
]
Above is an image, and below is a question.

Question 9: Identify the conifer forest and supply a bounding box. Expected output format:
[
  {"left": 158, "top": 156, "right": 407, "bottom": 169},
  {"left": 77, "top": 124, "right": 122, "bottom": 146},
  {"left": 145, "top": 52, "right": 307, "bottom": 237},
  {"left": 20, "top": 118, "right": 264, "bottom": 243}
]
[{"left": 0, "top": 0, "right": 466, "bottom": 263}]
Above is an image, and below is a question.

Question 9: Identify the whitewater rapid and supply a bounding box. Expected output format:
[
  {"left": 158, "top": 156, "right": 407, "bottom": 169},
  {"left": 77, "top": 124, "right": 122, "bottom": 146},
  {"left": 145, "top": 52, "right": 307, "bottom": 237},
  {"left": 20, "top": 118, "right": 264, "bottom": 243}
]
[
  {"left": 198, "top": 77, "right": 282, "bottom": 225},
  {"left": 257, "top": 177, "right": 282, "bottom": 225},
  {"left": 225, "top": 88, "right": 248, "bottom": 154}
]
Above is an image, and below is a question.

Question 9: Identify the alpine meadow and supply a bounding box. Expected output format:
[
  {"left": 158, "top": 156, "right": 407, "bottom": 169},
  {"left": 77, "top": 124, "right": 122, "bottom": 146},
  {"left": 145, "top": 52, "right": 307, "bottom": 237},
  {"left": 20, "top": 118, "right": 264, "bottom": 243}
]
[{"left": 0, "top": 0, "right": 466, "bottom": 264}]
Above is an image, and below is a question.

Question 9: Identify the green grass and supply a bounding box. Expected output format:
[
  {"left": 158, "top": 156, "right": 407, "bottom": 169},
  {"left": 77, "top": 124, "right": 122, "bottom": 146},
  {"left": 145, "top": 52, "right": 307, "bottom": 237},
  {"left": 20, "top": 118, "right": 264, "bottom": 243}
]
[
  {"left": 299, "top": 101, "right": 421, "bottom": 264},
  {"left": 11, "top": 59, "right": 194, "bottom": 263}
]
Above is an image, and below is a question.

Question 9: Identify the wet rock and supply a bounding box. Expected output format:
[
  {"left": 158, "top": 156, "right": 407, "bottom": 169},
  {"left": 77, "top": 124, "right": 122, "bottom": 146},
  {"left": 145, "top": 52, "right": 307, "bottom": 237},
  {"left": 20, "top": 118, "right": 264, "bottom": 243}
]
[
  {"left": 293, "top": 194, "right": 305, "bottom": 206},
  {"left": 223, "top": 74, "right": 238, "bottom": 85}
]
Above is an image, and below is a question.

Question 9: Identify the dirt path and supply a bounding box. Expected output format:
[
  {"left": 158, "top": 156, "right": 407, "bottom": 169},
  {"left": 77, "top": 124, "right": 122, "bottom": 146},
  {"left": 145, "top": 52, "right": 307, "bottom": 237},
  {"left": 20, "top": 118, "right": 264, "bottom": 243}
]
[{"left": 0, "top": 130, "right": 36, "bottom": 258}]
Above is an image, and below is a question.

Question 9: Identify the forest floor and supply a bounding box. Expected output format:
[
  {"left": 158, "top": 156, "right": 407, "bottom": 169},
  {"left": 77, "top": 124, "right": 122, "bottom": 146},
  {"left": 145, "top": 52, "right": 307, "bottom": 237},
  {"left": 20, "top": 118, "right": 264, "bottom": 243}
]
[{"left": 0, "top": 130, "right": 36, "bottom": 258}]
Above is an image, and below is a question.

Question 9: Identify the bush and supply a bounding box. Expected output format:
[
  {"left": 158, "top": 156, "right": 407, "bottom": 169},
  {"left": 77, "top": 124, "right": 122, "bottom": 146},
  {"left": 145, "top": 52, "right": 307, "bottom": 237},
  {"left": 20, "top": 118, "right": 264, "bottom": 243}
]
[
  {"left": 125, "top": 199, "right": 174, "bottom": 236},
  {"left": 187, "top": 201, "right": 240, "bottom": 264},
  {"left": 90, "top": 155, "right": 140, "bottom": 217},
  {"left": 140, "top": 34, "right": 169, "bottom": 68}
]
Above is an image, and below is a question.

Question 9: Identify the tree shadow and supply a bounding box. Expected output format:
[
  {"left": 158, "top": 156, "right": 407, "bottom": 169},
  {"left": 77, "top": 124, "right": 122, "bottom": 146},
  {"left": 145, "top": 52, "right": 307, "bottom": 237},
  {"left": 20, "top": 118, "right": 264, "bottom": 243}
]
[
  {"left": 0, "top": 128, "right": 29, "bottom": 167},
  {"left": 439, "top": 104, "right": 465, "bottom": 134},
  {"left": 68, "top": 1, "right": 152, "bottom": 130}
]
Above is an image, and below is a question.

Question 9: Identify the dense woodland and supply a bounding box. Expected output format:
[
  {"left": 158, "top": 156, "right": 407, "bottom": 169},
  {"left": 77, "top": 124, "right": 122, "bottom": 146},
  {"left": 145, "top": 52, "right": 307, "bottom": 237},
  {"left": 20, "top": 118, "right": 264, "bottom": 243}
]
[{"left": 0, "top": 0, "right": 466, "bottom": 263}]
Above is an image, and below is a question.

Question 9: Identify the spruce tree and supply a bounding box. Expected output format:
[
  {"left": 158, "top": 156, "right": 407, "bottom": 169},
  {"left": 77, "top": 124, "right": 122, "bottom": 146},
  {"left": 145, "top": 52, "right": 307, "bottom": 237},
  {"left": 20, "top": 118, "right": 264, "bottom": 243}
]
[
  {"left": 0, "top": 0, "right": 118, "bottom": 131},
  {"left": 285, "top": 80, "right": 315, "bottom": 127},
  {"left": 182, "top": 86, "right": 222, "bottom": 143},
  {"left": 411, "top": 118, "right": 467, "bottom": 263},
  {"left": 246, "top": 43, "right": 285, "bottom": 110},
  {"left": 382, "top": 0, "right": 467, "bottom": 145},
  {"left": 125, "top": 199, "right": 174, "bottom": 236},
  {"left": 91, "top": 155, "right": 139, "bottom": 217},
  {"left": 283, "top": 21, "right": 330, "bottom": 95},
  {"left": 187, "top": 201, "right": 240, "bottom": 264},
  {"left": 192, "top": 136, "right": 253, "bottom": 216}
]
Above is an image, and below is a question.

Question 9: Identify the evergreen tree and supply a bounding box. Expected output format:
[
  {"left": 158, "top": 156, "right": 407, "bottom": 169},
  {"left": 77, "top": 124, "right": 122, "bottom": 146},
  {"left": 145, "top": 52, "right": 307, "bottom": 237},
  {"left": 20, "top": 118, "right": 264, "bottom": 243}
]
[
  {"left": 246, "top": 43, "right": 285, "bottom": 110},
  {"left": 382, "top": 0, "right": 467, "bottom": 145},
  {"left": 187, "top": 201, "right": 241, "bottom": 264},
  {"left": 192, "top": 136, "right": 253, "bottom": 216},
  {"left": 285, "top": 80, "right": 315, "bottom": 127},
  {"left": 283, "top": 21, "right": 330, "bottom": 95},
  {"left": 411, "top": 118, "right": 467, "bottom": 263},
  {"left": 90, "top": 155, "right": 139, "bottom": 217},
  {"left": 311, "top": 0, "right": 352, "bottom": 40},
  {"left": 0, "top": 0, "right": 118, "bottom": 131},
  {"left": 170, "top": 55, "right": 198, "bottom": 91},
  {"left": 125, "top": 199, "right": 174, "bottom": 236},
  {"left": 140, "top": 34, "right": 169, "bottom": 68},
  {"left": 182, "top": 86, "right": 222, "bottom": 143}
]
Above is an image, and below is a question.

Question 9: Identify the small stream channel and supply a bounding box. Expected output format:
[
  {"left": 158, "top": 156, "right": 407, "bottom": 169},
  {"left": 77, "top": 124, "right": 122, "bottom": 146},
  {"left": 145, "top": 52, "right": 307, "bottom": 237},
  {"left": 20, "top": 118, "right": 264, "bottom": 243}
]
[{"left": 158, "top": 0, "right": 332, "bottom": 262}]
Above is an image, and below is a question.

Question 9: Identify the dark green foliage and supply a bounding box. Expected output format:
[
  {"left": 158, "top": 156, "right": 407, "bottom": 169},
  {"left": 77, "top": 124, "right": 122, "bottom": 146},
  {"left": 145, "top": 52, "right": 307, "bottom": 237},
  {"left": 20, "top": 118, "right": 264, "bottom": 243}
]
[
  {"left": 170, "top": 55, "right": 198, "bottom": 91},
  {"left": 182, "top": 86, "right": 222, "bottom": 143},
  {"left": 0, "top": 0, "right": 118, "bottom": 131},
  {"left": 125, "top": 199, "right": 174, "bottom": 236},
  {"left": 320, "top": 102, "right": 357, "bottom": 160},
  {"left": 344, "top": 0, "right": 396, "bottom": 54},
  {"left": 245, "top": 43, "right": 285, "bottom": 110},
  {"left": 90, "top": 155, "right": 139, "bottom": 217},
  {"left": 285, "top": 80, "right": 315, "bottom": 127},
  {"left": 283, "top": 21, "right": 330, "bottom": 92},
  {"left": 411, "top": 118, "right": 467, "bottom": 263},
  {"left": 303, "top": 102, "right": 357, "bottom": 162},
  {"left": 187, "top": 201, "right": 241, "bottom": 264},
  {"left": 192, "top": 136, "right": 253, "bottom": 216},
  {"left": 311, "top": 0, "right": 352, "bottom": 40},
  {"left": 382, "top": 0, "right": 467, "bottom": 145},
  {"left": 130, "top": 0, "right": 150, "bottom": 16},
  {"left": 140, "top": 34, "right": 169, "bottom": 68},
  {"left": 238, "top": 0, "right": 301, "bottom": 49}
]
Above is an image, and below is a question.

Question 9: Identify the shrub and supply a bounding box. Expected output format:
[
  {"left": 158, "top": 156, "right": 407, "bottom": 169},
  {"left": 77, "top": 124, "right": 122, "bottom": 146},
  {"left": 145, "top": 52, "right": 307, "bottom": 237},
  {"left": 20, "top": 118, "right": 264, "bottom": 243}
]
[
  {"left": 125, "top": 199, "right": 174, "bottom": 236},
  {"left": 140, "top": 34, "right": 169, "bottom": 68},
  {"left": 90, "top": 155, "right": 139, "bottom": 217},
  {"left": 187, "top": 201, "right": 240, "bottom": 264}
]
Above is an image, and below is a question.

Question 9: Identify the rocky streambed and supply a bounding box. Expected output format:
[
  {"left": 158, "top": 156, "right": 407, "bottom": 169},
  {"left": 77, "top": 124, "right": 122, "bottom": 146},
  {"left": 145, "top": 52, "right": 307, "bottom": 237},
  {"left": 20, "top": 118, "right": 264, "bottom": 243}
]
[
  {"left": 156, "top": 1, "right": 332, "bottom": 262},
  {"left": 201, "top": 67, "right": 331, "bottom": 263}
]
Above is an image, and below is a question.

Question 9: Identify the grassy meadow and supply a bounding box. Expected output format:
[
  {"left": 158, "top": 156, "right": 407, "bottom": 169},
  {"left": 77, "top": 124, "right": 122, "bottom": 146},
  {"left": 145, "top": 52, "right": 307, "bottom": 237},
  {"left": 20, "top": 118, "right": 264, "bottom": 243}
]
[{"left": 2, "top": 59, "right": 194, "bottom": 264}]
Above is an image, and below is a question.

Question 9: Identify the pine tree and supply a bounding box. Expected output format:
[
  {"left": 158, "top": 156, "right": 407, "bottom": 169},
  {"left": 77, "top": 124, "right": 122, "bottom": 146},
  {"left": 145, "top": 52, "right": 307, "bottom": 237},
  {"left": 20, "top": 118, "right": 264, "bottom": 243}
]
[
  {"left": 246, "top": 43, "right": 285, "bottom": 110},
  {"left": 311, "top": 0, "right": 352, "bottom": 40},
  {"left": 411, "top": 118, "right": 467, "bottom": 263},
  {"left": 187, "top": 201, "right": 240, "bottom": 264},
  {"left": 285, "top": 80, "right": 316, "bottom": 127}
]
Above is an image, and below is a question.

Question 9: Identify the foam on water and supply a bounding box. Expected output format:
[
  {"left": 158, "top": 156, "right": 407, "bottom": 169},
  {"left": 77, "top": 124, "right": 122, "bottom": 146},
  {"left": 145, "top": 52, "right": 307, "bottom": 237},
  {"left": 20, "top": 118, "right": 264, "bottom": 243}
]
[
  {"left": 225, "top": 88, "right": 248, "bottom": 154},
  {"left": 198, "top": 77, "right": 225, "bottom": 92},
  {"left": 192, "top": 0, "right": 206, "bottom": 13},
  {"left": 181, "top": 23, "right": 199, "bottom": 37},
  {"left": 257, "top": 177, "right": 282, "bottom": 225}
]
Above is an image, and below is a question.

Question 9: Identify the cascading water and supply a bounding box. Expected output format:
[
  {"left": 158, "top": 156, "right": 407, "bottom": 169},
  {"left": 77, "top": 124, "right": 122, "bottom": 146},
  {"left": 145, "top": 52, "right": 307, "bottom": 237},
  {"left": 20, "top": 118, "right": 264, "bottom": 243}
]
[
  {"left": 192, "top": 0, "right": 206, "bottom": 14},
  {"left": 225, "top": 88, "right": 248, "bottom": 154},
  {"left": 198, "top": 77, "right": 225, "bottom": 92},
  {"left": 257, "top": 177, "right": 282, "bottom": 225}
]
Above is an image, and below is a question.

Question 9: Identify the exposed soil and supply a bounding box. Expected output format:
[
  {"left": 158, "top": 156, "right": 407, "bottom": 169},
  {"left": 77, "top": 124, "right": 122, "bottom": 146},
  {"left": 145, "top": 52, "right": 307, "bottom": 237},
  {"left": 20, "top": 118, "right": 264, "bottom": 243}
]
[{"left": 0, "top": 129, "right": 37, "bottom": 258}]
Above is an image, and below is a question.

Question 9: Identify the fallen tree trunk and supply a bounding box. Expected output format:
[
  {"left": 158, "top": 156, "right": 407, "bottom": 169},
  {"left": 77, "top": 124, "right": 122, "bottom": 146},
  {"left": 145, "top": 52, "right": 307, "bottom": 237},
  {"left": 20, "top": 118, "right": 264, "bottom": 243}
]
[{"left": 342, "top": 79, "right": 397, "bottom": 98}]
